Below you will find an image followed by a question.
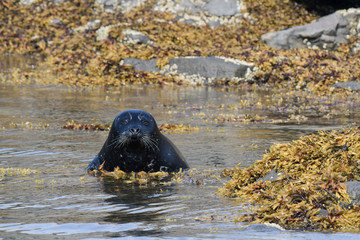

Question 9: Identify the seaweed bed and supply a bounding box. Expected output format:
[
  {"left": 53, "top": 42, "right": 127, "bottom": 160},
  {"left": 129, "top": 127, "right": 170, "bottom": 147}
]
[
  {"left": 218, "top": 127, "right": 360, "bottom": 232},
  {"left": 1, "top": 0, "right": 360, "bottom": 93},
  {"left": 2, "top": 0, "right": 360, "bottom": 233}
]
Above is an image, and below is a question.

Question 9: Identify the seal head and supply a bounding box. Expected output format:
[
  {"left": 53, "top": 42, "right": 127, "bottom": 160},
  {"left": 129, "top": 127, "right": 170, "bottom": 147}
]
[{"left": 87, "top": 109, "right": 189, "bottom": 173}]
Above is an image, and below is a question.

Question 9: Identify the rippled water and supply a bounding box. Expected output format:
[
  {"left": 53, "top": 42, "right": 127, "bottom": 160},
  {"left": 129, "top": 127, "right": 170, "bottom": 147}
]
[{"left": 1, "top": 82, "right": 360, "bottom": 239}]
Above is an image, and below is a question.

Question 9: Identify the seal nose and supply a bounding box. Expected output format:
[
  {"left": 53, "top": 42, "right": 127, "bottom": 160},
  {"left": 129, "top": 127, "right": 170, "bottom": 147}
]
[{"left": 129, "top": 128, "right": 141, "bottom": 135}]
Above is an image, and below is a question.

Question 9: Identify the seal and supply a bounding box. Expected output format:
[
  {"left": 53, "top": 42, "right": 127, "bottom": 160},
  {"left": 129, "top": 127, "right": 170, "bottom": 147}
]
[{"left": 87, "top": 109, "right": 189, "bottom": 173}]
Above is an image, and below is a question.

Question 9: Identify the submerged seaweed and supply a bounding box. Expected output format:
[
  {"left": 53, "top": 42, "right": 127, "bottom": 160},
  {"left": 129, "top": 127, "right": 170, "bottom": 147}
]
[{"left": 218, "top": 127, "right": 360, "bottom": 232}]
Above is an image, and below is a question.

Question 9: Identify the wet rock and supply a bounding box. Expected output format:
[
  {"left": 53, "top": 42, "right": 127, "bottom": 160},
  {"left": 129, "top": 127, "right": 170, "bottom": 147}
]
[
  {"left": 261, "top": 12, "right": 349, "bottom": 50},
  {"left": 345, "top": 181, "right": 360, "bottom": 205},
  {"left": 154, "top": 0, "right": 247, "bottom": 27},
  {"left": 122, "top": 56, "right": 255, "bottom": 84},
  {"left": 333, "top": 81, "right": 360, "bottom": 91},
  {"left": 121, "top": 29, "right": 151, "bottom": 45},
  {"left": 241, "top": 223, "right": 285, "bottom": 232}
]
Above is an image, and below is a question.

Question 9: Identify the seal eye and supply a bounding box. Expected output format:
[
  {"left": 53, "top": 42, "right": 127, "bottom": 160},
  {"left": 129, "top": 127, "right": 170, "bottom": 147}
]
[
  {"left": 121, "top": 119, "right": 129, "bottom": 125},
  {"left": 141, "top": 120, "right": 149, "bottom": 126}
]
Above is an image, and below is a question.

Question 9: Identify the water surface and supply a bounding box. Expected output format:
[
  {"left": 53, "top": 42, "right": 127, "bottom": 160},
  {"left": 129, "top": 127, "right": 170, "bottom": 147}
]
[{"left": 1, "top": 83, "right": 359, "bottom": 239}]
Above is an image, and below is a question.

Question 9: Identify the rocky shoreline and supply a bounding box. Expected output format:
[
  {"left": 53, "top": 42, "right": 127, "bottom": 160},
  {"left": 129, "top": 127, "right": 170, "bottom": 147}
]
[{"left": 1, "top": 0, "right": 360, "bottom": 91}]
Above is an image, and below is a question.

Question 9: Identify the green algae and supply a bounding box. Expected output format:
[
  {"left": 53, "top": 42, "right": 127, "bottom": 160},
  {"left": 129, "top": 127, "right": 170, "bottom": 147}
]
[{"left": 218, "top": 127, "right": 360, "bottom": 232}]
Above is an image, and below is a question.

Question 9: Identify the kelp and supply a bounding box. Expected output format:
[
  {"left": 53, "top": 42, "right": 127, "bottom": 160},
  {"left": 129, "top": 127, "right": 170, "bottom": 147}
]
[
  {"left": 90, "top": 167, "right": 221, "bottom": 186},
  {"left": 218, "top": 127, "right": 360, "bottom": 232},
  {"left": 158, "top": 123, "right": 199, "bottom": 134},
  {"left": 1, "top": 121, "right": 49, "bottom": 130},
  {"left": 62, "top": 120, "right": 199, "bottom": 134},
  {"left": 0, "top": 167, "right": 39, "bottom": 178},
  {"left": 62, "top": 120, "right": 111, "bottom": 131}
]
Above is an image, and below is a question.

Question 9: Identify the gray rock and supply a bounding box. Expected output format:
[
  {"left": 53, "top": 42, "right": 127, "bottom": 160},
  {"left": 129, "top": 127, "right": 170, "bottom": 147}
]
[
  {"left": 95, "top": 0, "right": 146, "bottom": 13},
  {"left": 241, "top": 223, "right": 285, "bottom": 232},
  {"left": 122, "top": 58, "right": 160, "bottom": 72},
  {"left": 155, "top": 0, "right": 241, "bottom": 16},
  {"left": 204, "top": 0, "right": 240, "bottom": 16},
  {"left": 20, "top": 0, "right": 36, "bottom": 4},
  {"left": 338, "top": 8, "right": 360, "bottom": 53},
  {"left": 49, "top": 18, "right": 63, "bottom": 25},
  {"left": 167, "top": 56, "right": 254, "bottom": 79},
  {"left": 154, "top": 0, "right": 247, "bottom": 27},
  {"left": 122, "top": 29, "right": 151, "bottom": 45},
  {"left": 333, "top": 81, "right": 360, "bottom": 90},
  {"left": 345, "top": 181, "right": 360, "bottom": 205},
  {"left": 85, "top": 20, "right": 102, "bottom": 31},
  {"left": 122, "top": 56, "right": 255, "bottom": 84},
  {"left": 73, "top": 20, "right": 102, "bottom": 34},
  {"left": 261, "top": 12, "right": 350, "bottom": 50}
]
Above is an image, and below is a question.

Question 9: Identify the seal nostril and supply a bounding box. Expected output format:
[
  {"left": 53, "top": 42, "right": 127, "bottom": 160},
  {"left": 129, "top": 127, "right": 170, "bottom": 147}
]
[{"left": 129, "top": 128, "right": 140, "bottom": 134}]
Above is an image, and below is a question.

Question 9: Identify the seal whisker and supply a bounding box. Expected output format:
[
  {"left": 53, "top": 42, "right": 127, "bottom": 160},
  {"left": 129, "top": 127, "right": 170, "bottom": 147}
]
[
  {"left": 142, "top": 134, "right": 159, "bottom": 152},
  {"left": 110, "top": 134, "right": 128, "bottom": 149}
]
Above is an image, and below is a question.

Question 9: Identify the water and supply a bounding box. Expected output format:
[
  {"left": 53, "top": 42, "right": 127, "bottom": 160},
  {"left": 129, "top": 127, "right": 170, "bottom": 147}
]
[{"left": 1, "top": 82, "right": 360, "bottom": 239}]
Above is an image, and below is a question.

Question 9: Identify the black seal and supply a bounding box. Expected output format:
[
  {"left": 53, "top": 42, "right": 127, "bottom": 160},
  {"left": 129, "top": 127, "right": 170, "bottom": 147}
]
[{"left": 87, "top": 109, "right": 189, "bottom": 173}]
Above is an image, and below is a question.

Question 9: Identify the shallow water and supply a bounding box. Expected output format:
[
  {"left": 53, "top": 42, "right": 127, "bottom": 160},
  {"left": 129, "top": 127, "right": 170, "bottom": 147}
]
[{"left": 1, "top": 83, "right": 360, "bottom": 239}]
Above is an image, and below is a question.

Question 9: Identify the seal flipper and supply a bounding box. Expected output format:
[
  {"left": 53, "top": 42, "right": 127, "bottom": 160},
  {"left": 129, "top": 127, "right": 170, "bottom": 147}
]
[{"left": 86, "top": 155, "right": 102, "bottom": 172}]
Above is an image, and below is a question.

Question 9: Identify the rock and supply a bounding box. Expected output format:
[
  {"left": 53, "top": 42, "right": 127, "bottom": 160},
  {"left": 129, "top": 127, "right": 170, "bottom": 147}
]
[
  {"left": 95, "top": 24, "right": 120, "bottom": 41},
  {"left": 204, "top": 0, "right": 241, "bottom": 16},
  {"left": 338, "top": 8, "right": 360, "bottom": 53},
  {"left": 261, "top": 12, "right": 350, "bottom": 50},
  {"left": 49, "top": 18, "right": 63, "bottom": 25},
  {"left": 85, "top": 20, "right": 102, "bottom": 31},
  {"left": 241, "top": 223, "right": 285, "bottom": 232},
  {"left": 155, "top": 0, "right": 242, "bottom": 16},
  {"left": 95, "top": 0, "right": 146, "bottom": 13},
  {"left": 122, "top": 56, "right": 255, "bottom": 84},
  {"left": 122, "top": 58, "right": 160, "bottom": 72},
  {"left": 167, "top": 56, "right": 254, "bottom": 79},
  {"left": 345, "top": 181, "right": 360, "bottom": 205},
  {"left": 73, "top": 20, "right": 102, "bottom": 34},
  {"left": 121, "top": 29, "right": 151, "bottom": 45},
  {"left": 20, "top": 0, "right": 36, "bottom": 4},
  {"left": 154, "top": 0, "right": 247, "bottom": 27},
  {"left": 333, "top": 81, "right": 360, "bottom": 91}
]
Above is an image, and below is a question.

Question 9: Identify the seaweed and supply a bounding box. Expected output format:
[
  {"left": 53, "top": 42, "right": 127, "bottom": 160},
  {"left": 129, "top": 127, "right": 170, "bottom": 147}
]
[{"left": 218, "top": 127, "right": 360, "bottom": 232}]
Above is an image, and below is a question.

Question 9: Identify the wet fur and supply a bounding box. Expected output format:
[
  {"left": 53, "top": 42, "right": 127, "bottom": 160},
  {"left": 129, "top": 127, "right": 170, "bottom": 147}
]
[{"left": 87, "top": 109, "right": 189, "bottom": 173}]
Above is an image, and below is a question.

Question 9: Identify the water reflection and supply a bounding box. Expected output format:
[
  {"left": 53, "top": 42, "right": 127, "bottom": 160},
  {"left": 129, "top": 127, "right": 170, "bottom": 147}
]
[{"left": 100, "top": 180, "right": 174, "bottom": 237}]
